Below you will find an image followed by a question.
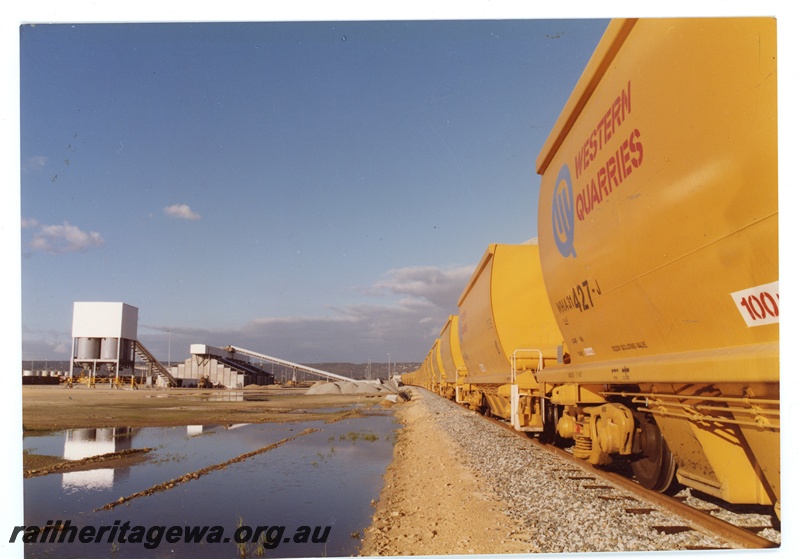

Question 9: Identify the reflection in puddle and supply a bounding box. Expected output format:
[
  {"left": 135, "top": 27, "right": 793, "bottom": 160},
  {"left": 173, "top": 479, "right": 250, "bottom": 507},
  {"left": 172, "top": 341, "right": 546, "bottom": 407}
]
[
  {"left": 199, "top": 392, "right": 246, "bottom": 402},
  {"left": 61, "top": 428, "right": 136, "bottom": 492},
  {"left": 186, "top": 424, "right": 249, "bottom": 436},
  {"left": 23, "top": 411, "right": 398, "bottom": 558},
  {"left": 186, "top": 424, "right": 211, "bottom": 436},
  {"left": 187, "top": 392, "right": 271, "bottom": 402},
  {"left": 63, "top": 427, "right": 135, "bottom": 459},
  {"left": 62, "top": 468, "right": 115, "bottom": 492}
]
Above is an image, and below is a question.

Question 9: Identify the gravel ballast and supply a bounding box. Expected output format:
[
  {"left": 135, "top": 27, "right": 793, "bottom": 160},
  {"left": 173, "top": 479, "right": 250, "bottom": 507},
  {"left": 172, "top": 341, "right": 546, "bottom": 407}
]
[{"left": 408, "top": 388, "right": 779, "bottom": 553}]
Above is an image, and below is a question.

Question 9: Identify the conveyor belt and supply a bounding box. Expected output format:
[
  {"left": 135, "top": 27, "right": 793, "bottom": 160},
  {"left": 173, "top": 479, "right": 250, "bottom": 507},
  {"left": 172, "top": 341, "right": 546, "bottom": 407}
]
[
  {"left": 224, "top": 345, "right": 357, "bottom": 384},
  {"left": 215, "top": 355, "right": 273, "bottom": 379}
]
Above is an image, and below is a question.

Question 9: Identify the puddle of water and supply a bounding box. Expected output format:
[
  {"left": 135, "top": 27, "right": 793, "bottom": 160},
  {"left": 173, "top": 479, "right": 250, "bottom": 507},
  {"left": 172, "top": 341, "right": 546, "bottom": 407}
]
[{"left": 22, "top": 413, "right": 398, "bottom": 558}]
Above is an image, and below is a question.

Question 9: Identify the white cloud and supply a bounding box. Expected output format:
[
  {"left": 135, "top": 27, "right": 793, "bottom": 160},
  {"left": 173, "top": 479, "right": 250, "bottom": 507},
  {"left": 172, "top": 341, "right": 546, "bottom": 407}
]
[
  {"left": 20, "top": 325, "right": 72, "bottom": 362},
  {"left": 164, "top": 203, "right": 201, "bottom": 220},
  {"left": 27, "top": 262, "right": 475, "bottom": 362},
  {"left": 136, "top": 264, "right": 474, "bottom": 364},
  {"left": 26, "top": 155, "right": 48, "bottom": 170},
  {"left": 371, "top": 265, "right": 474, "bottom": 309},
  {"left": 27, "top": 221, "right": 104, "bottom": 254}
]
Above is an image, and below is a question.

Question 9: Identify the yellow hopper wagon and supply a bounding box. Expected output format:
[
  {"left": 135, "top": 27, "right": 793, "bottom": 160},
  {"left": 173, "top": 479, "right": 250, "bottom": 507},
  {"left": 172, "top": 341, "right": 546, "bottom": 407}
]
[
  {"left": 536, "top": 18, "right": 778, "bottom": 515},
  {"left": 456, "top": 242, "right": 563, "bottom": 432}
]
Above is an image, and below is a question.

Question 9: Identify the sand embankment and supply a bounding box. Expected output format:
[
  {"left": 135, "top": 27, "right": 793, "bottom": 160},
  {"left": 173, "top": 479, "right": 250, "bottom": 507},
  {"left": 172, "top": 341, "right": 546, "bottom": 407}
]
[{"left": 359, "top": 389, "right": 530, "bottom": 556}]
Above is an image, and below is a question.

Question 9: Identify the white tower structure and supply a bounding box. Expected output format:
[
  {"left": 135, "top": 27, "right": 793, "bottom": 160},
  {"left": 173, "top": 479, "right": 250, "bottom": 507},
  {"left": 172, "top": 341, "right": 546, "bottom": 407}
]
[{"left": 70, "top": 302, "right": 138, "bottom": 384}]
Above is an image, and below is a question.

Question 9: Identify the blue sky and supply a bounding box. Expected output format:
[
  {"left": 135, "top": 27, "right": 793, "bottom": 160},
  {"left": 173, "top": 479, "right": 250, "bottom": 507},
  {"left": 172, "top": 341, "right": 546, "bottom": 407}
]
[
  {"left": 3, "top": 4, "right": 799, "bottom": 558},
  {"left": 7, "top": 2, "right": 798, "bottom": 368},
  {"left": 16, "top": 15, "right": 613, "bottom": 364}
]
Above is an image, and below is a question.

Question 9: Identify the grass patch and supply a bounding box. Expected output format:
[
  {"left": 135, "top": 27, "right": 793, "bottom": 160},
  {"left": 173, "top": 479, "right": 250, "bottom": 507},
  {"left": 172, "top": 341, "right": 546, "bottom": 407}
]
[{"left": 339, "top": 430, "right": 380, "bottom": 443}]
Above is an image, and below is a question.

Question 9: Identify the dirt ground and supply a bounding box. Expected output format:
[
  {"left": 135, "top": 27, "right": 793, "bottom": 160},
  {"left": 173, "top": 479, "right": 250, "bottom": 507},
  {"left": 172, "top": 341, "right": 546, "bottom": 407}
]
[
  {"left": 21, "top": 385, "right": 528, "bottom": 556},
  {"left": 359, "top": 391, "right": 530, "bottom": 556},
  {"left": 21, "top": 384, "right": 382, "bottom": 434}
]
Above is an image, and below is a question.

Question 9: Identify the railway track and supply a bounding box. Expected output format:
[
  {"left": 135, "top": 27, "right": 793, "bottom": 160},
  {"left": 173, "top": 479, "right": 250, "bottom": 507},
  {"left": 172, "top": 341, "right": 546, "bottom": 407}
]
[{"left": 477, "top": 409, "right": 780, "bottom": 550}]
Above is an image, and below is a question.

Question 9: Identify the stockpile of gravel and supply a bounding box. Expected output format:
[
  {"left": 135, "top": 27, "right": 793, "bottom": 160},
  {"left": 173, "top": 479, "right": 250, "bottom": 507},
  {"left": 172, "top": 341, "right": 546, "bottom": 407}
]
[
  {"left": 415, "top": 389, "right": 740, "bottom": 553},
  {"left": 306, "top": 379, "right": 401, "bottom": 395}
]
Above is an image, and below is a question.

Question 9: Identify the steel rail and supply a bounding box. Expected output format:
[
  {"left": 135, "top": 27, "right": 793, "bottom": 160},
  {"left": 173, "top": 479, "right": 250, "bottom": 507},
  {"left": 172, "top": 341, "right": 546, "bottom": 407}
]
[
  {"left": 534, "top": 440, "right": 778, "bottom": 549},
  {"left": 489, "top": 416, "right": 778, "bottom": 549},
  {"left": 427, "top": 389, "right": 779, "bottom": 550}
]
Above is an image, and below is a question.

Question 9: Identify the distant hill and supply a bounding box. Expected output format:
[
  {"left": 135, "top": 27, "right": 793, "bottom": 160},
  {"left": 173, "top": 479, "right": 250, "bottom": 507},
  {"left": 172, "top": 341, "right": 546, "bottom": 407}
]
[{"left": 305, "top": 362, "right": 419, "bottom": 379}]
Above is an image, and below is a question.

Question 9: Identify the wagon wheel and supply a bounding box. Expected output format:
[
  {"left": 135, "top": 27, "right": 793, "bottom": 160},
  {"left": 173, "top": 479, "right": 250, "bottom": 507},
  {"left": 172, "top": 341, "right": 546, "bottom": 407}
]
[
  {"left": 540, "top": 398, "right": 569, "bottom": 447},
  {"left": 540, "top": 398, "right": 557, "bottom": 444},
  {"left": 631, "top": 413, "right": 677, "bottom": 492}
]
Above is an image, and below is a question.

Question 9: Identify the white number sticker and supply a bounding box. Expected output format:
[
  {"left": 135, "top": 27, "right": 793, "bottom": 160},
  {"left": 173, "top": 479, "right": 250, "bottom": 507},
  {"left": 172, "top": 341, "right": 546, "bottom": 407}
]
[{"left": 731, "top": 281, "right": 779, "bottom": 327}]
